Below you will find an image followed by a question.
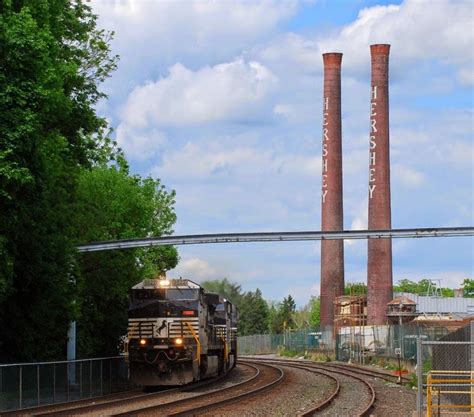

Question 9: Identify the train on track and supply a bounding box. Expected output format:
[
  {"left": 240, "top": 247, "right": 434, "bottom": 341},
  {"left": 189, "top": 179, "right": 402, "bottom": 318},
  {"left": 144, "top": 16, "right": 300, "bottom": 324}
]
[{"left": 125, "top": 277, "right": 237, "bottom": 386}]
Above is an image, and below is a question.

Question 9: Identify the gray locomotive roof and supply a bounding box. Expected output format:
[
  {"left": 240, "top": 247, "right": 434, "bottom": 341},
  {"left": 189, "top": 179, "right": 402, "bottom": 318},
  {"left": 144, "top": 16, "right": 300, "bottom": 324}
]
[{"left": 132, "top": 278, "right": 201, "bottom": 290}]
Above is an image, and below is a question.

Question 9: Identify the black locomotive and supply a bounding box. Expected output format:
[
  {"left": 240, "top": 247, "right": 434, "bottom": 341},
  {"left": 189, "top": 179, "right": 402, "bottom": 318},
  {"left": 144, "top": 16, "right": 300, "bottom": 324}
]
[{"left": 126, "top": 277, "right": 237, "bottom": 386}]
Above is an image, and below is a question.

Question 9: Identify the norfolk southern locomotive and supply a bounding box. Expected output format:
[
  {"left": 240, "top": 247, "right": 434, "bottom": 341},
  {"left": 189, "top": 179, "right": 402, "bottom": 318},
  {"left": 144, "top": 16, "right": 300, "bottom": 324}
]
[{"left": 126, "top": 277, "right": 237, "bottom": 386}]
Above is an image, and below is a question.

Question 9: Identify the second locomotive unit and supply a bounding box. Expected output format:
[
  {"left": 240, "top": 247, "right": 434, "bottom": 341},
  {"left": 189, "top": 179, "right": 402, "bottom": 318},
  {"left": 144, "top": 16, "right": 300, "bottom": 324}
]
[{"left": 126, "top": 276, "right": 237, "bottom": 386}]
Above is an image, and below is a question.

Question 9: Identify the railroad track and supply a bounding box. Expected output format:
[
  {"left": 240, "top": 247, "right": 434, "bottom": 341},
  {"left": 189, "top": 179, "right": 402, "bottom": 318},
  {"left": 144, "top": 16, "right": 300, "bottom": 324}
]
[
  {"left": 112, "top": 361, "right": 284, "bottom": 416},
  {"left": 5, "top": 364, "right": 245, "bottom": 417},
  {"left": 0, "top": 389, "right": 145, "bottom": 417},
  {"left": 242, "top": 358, "right": 376, "bottom": 416},
  {"left": 241, "top": 355, "right": 410, "bottom": 384},
  {"left": 6, "top": 358, "right": 402, "bottom": 416},
  {"left": 8, "top": 361, "right": 281, "bottom": 416}
]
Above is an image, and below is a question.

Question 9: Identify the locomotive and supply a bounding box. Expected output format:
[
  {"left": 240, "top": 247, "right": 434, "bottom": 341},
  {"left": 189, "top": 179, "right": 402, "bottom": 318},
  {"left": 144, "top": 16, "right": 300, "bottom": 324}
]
[{"left": 126, "top": 277, "right": 237, "bottom": 386}]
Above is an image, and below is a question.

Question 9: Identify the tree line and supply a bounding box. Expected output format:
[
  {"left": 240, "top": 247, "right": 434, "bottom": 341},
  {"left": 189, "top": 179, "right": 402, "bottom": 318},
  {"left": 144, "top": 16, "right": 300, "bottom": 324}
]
[
  {"left": 201, "top": 279, "right": 320, "bottom": 336},
  {"left": 201, "top": 278, "right": 474, "bottom": 337},
  {"left": 1, "top": 1, "right": 471, "bottom": 363},
  {"left": 0, "top": 1, "right": 177, "bottom": 362}
]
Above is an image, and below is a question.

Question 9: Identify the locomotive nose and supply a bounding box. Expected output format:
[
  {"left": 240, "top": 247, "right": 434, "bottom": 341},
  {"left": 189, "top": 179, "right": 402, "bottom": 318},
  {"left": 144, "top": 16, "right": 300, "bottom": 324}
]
[{"left": 158, "top": 362, "right": 168, "bottom": 373}]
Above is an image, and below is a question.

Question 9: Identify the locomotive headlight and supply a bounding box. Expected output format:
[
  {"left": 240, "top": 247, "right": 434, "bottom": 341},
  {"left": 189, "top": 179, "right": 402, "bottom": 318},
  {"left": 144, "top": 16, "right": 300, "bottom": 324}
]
[
  {"left": 174, "top": 338, "right": 183, "bottom": 345},
  {"left": 139, "top": 338, "right": 147, "bottom": 346}
]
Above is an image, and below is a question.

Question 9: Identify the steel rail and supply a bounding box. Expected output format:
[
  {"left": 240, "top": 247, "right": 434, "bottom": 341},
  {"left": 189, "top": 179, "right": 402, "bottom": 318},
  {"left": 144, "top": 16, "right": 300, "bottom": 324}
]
[
  {"left": 111, "top": 361, "right": 281, "bottom": 417},
  {"left": 76, "top": 226, "right": 474, "bottom": 252},
  {"left": 34, "top": 364, "right": 243, "bottom": 416},
  {"left": 244, "top": 357, "right": 375, "bottom": 416}
]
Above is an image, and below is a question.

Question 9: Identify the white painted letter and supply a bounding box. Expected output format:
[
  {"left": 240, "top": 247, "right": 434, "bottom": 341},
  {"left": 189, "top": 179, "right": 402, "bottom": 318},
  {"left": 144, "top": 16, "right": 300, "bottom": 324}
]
[
  {"left": 369, "top": 184, "right": 376, "bottom": 199},
  {"left": 323, "top": 143, "right": 328, "bottom": 157},
  {"left": 371, "top": 102, "right": 377, "bottom": 117},
  {"left": 371, "top": 118, "right": 377, "bottom": 133},
  {"left": 322, "top": 174, "right": 328, "bottom": 188},
  {"left": 371, "top": 85, "right": 377, "bottom": 100},
  {"left": 369, "top": 152, "right": 376, "bottom": 166},
  {"left": 324, "top": 97, "right": 329, "bottom": 111},
  {"left": 323, "top": 112, "right": 329, "bottom": 126},
  {"left": 370, "top": 135, "right": 376, "bottom": 149},
  {"left": 322, "top": 158, "right": 328, "bottom": 172},
  {"left": 323, "top": 128, "right": 329, "bottom": 141},
  {"left": 322, "top": 189, "right": 328, "bottom": 203},
  {"left": 369, "top": 168, "right": 376, "bottom": 182}
]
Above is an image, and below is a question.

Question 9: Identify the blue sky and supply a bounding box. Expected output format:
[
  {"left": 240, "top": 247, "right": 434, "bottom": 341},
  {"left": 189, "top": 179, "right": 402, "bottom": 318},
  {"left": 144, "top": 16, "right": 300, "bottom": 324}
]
[{"left": 92, "top": 0, "right": 473, "bottom": 306}]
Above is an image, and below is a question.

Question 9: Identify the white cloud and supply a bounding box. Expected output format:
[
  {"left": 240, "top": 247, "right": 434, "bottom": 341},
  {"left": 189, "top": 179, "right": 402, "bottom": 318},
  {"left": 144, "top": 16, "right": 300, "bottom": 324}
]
[
  {"left": 91, "top": 0, "right": 473, "bottom": 307},
  {"left": 121, "top": 59, "right": 277, "bottom": 127},
  {"left": 256, "top": 0, "right": 473, "bottom": 83},
  {"left": 289, "top": 283, "right": 320, "bottom": 302},
  {"left": 393, "top": 164, "right": 425, "bottom": 188},
  {"left": 154, "top": 138, "right": 321, "bottom": 182},
  {"left": 92, "top": 0, "right": 298, "bottom": 75},
  {"left": 116, "top": 124, "right": 166, "bottom": 161},
  {"left": 320, "top": 0, "right": 473, "bottom": 79},
  {"left": 171, "top": 257, "right": 218, "bottom": 281}
]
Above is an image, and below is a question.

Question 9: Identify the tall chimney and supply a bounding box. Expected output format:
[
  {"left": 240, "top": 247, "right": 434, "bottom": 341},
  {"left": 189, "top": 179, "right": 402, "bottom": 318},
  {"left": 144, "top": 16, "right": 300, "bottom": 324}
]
[
  {"left": 320, "top": 53, "right": 345, "bottom": 328},
  {"left": 367, "top": 44, "right": 393, "bottom": 324}
]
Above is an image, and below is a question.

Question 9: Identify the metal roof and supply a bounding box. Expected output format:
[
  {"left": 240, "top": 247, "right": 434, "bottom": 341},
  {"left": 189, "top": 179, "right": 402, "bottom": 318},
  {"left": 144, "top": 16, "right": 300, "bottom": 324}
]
[{"left": 395, "top": 292, "right": 474, "bottom": 314}]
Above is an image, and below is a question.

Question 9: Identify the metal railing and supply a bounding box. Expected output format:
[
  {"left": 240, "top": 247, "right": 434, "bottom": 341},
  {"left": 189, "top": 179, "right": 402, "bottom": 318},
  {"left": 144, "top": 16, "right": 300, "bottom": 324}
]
[
  {"left": 0, "top": 356, "right": 133, "bottom": 412},
  {"left": 77, "top": 226, "right": 474, "bottom": 252},
  {"left": 426, "top": 371, "right": 474, "bottom": 415},
  {"left": 417, "top": 338, "right": 474, "bottom": 417}
]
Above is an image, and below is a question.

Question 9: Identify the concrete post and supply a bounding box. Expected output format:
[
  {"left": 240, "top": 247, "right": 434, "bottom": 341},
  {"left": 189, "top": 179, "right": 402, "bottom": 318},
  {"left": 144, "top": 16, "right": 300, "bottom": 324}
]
[
  {"left": 320, "top": 52, "right": 345, "bottom": 329},
  {"left": 67, "top": 321, "right": 76, "bottom": 384}
]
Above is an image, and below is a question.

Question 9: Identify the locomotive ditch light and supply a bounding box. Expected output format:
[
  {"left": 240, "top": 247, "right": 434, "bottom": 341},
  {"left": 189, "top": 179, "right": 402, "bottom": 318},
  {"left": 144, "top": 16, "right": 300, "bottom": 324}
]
[
  {"left": 174, "top": 338, "right": 183, "bottom": 346},
  {"left": 139, "top": 338, "right": 147, "bottom": 346}
]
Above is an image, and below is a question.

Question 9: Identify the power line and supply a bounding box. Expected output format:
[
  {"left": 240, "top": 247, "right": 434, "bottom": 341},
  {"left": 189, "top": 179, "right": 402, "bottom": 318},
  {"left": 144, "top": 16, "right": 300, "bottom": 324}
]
[{"left": 76, "top": 226, "right": 473, "bottom": 253}]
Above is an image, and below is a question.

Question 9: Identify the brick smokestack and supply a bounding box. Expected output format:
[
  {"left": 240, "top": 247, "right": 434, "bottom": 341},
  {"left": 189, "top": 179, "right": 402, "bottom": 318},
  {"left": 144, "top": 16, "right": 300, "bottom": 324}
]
[
  {"left": 367, "top": 44, "right": 393, "bottom": 324},
  {"left": 320, "top": 52, "right": 345, "bottom": 328}
]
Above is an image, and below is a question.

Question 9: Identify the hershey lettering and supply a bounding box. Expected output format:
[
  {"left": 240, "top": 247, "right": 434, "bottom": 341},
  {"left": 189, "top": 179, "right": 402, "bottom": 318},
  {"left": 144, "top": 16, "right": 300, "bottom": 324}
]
[
  {"left": 369, "top": 85, "right": 378, "bottom": 199},
  {"left": 322, "top": 97, "right": 330, "bottom": 203}
]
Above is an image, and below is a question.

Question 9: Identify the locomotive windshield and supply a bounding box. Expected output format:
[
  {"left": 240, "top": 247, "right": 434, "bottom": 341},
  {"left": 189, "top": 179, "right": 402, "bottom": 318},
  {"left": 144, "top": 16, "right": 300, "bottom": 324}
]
[{"left": 132, "top": 288, "right": 199, "bottom": 301}]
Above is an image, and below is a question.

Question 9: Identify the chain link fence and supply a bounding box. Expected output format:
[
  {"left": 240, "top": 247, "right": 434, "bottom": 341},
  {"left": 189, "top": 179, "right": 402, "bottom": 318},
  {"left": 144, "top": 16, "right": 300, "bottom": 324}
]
[
  {"left": 416, "top": 323, "right": 474, "bottom": 416},
  {"left": 334, "top": 323, "right": 458, "bottom": 365},
  {"left": 0, "top": 356, "right": 134, "bottom": 412},
  {"left": 238, "top": 330, "right": 322, "bottom": 355}
]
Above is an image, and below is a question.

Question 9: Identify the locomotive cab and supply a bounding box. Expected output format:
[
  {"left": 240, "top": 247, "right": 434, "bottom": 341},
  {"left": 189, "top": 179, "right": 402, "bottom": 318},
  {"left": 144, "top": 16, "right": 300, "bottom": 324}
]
[
  {"left": 127, "top": 277, "right": 237, "bottom": 386},
  {"left": 127, "top": 278, "right": 201, "bottom": 385}
]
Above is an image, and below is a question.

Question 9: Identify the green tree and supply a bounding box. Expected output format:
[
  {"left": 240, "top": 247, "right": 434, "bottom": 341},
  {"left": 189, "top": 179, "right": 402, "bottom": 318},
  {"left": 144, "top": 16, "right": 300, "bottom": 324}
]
[
  {"left": 238, "top": 289, "right": 269, "bottom": 336},
  {"left": 461, "top": 279, "right": 474, "bottom": 297},
  {"left": 344, "top": 283, "right": 367, "bottom": 296},
  {"left": 267, "top": 301, "right": 280, "bottom": 334},
  {"left": 280, "top": 295, "right": 296, "bottom": 329},
  {"left": 0, "top": 0, "right": 117, "bottom": 361},
  {"left": 394, "top": 279, "right": 454, "bottom": 297},
  {"left": 201, "top": 278, "right": 243, "bottom": 306},
  {"left": 308, "top": 296, "right": 320, "bottom": 329},
  {"left": 74, "top": 162, "right": 178, "bottom": 357},
  {"left": 268, "top": 295, "right": 296, "bottom": 334}
]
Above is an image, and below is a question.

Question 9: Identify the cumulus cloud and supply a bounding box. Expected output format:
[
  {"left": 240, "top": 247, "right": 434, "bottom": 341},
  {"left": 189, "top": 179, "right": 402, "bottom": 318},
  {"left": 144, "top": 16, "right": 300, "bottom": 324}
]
[
  {"left": 393, "top": 164, "right": 425, "bottom": 188},
  {"left": 92, "top": 0, "right": 298, "bottom": 73},
  {"left": 121, "top": 59, "right": 277, "bottom": 127},
  {"left": 154, "top": 138, "right": 321, "bottom": 182},
  {"left": 91, "top": 0, "right": 472, "bottom": 305},
  {"left": 256, "top": 0, "right": 473, "bottom": 83},
  {"left": 116, "top": 124, "right": 166, "bottom": 161},
  {"left": 171, "top": 257, "right": 219, "bottom": 281}
]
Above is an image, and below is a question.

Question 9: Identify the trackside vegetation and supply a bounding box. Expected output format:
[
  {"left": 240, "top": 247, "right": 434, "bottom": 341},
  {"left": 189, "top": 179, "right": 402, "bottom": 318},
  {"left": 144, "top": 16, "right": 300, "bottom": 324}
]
[{"left": 0, "top": 0, "right": 177, "bottom": 362}]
